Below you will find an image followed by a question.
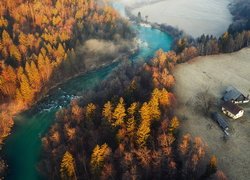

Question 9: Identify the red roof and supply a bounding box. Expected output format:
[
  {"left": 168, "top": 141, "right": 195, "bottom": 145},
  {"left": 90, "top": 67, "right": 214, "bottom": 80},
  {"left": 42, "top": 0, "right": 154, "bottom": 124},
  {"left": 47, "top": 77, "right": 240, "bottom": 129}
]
[{"left": 222, "top": 101, "right": 243, "bottom": 115}]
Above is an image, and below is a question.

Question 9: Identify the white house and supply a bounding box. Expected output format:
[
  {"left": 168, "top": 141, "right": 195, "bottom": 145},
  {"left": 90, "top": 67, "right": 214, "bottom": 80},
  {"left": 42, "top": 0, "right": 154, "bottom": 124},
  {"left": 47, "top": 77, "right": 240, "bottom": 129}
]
[{"left": 221, "top": 101, "right": 244, "bottom": 119}]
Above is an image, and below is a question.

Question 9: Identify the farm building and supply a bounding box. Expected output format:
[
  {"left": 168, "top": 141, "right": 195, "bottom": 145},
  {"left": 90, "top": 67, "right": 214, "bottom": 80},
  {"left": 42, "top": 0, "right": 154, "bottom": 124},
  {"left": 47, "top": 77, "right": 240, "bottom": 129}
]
[
  {"left": 221, "top": 101, "right": 244, "bottom": 119},
  {"left": 212, "top": 112, "right": 229, "bottom": 132},
  {"left": 223, "top": 86, "right": 249, "bottom": 104}
]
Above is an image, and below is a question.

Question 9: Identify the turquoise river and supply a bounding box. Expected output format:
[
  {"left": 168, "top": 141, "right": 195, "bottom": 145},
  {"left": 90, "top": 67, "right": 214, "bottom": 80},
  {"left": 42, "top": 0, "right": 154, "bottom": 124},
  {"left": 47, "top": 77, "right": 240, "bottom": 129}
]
[{"left": 2, "top": 5, "right": 173, "bottom": 180}]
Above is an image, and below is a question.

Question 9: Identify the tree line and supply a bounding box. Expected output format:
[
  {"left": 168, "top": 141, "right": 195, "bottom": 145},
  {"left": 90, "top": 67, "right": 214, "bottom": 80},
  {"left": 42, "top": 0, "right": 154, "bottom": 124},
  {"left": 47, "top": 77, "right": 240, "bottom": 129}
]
[
  {"left": 173, "top": 30, "right": 250, "bottom": 64},
  {"left": 172, "top": 0, "right": 250, "bottom": 63}
]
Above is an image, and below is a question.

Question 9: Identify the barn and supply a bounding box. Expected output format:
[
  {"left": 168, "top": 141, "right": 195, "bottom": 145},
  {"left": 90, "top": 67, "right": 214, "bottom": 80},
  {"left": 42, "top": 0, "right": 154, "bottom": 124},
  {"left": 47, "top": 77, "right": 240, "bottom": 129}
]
[
  {"left": 221, "top": 101, "right": 244, "bottom": 119},
  {"left": 223, "top": 86, "right": 249, "bottom": 104}
]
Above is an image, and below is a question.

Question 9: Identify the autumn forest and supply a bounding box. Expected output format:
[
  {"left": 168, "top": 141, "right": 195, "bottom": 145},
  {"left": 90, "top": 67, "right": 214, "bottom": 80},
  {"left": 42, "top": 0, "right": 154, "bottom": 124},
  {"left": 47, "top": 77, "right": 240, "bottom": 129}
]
[
  {"left": 1, "top": 0, "right": 250, "bottom": 179},
  {"left": 0, "top": 0, "right": 133, "bottom": 145},
  {"left": 40, "top": 50, "right": 223, "bottom": 179}
]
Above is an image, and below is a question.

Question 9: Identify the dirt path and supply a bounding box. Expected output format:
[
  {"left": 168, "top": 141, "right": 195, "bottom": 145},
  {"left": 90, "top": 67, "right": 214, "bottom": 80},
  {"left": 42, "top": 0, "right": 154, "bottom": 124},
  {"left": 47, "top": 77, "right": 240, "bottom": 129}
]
[{"left": 173, "top": 48, "right": 250, "bottom": 180}]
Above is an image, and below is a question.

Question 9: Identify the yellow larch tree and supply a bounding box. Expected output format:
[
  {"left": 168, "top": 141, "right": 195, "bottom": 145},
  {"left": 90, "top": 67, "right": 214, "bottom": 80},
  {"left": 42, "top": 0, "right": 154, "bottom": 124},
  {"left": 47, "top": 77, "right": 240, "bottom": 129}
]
[
  {"left": 15, "top": 88, "right": 23, "bottom": 102},
  {"left": 18, "top": 32, "right": 29, "bottom": 47},
  {"left": 2, "top": 30, "right": 12, "bottom": 46},
  {"left": 55, "top": 43, "right": 66, "bottom": 61},
  {"left": 102, "top": 101, "right": 113, "bottom": 123},
  {"left": 127, "top": 102, "right": 138, "bottom": 116},
  {"left": 29, "top": 61, "right": 41, "bottom": 90},
  {"left": 126, "top": 102, "right": 138, "bottom": 140},
  {"left": 0, "top": 16, "right": 8, "bottom": 27},
  {"left": 25, "top": 60, "right": 40, "bottom": 90},
  {"left": 19, "top": 73, "right": 34, "bottom": 103},
  {"left": 140, "top": 102, "right": 151, "bottom": 123},
  {"left": 90, "top": 143, "right": 111, "bottom": 176},
  {"left": 149, "top": 89, "right": 161, "bottom": 120},
  {"left": 16, "top": 66, "right": 24, "bottom": 81},
  {"left": 169, "top": 116, "right": 180, "bottom": 132},
  {"left": 60, "top": 151, "right": 77, "bottom": 180},
  {"left": 9, "top": 44, "right": 21, "bottom": 62},
  {"left": 37, "top": 53, "right": 46, "bottom": 83},
  {"left": 159, "top": 88, "right": 170, "bottom": 107},
  {"left": 112, "top": 97, "right": 126, "bottom": 127},
  {"left": 126, "top": 116, "right": 136, "bottom": 138},
  {"left": 136, "top": 121, "right": 150, "bottom": 147}
]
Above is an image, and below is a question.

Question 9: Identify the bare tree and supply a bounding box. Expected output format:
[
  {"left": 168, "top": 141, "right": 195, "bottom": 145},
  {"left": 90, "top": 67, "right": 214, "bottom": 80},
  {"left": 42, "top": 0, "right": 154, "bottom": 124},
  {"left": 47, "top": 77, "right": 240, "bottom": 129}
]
[{"left": 194, "top": 88, "right": 216, "bottom": 116}]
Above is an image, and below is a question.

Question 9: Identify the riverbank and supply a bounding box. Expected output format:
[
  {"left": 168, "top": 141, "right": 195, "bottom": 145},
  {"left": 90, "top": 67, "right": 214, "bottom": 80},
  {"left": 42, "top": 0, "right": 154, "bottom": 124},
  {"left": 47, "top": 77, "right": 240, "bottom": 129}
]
[
  {"left": 29, "top": 49, "right": 136, "bottom": 110},
  {"left": 125, "top": 8, "right": 184, "bottom": 45},
  {"left": 174, "top": 48, "right": 250, "bottom": 180}
]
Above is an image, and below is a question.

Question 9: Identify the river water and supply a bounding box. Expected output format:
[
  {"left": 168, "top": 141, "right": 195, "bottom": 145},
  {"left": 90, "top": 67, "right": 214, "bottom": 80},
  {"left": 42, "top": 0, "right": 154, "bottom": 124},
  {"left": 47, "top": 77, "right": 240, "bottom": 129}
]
[{"left": 2, "top": 4, "right": 173, "bottom": 180}]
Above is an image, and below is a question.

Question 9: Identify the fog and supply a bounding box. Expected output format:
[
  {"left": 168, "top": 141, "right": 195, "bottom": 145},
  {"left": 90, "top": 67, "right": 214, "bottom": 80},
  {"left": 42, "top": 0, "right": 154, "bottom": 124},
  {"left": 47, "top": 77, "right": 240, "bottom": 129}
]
[
  {"left": 119, "top": 0, "right": 233, "bottom": 38},
  {"left": 82, "top": 39, "right": 119, "bottom": 56},
  {"left": 75, "top": 38, "right": 134, "bottom": 69}
]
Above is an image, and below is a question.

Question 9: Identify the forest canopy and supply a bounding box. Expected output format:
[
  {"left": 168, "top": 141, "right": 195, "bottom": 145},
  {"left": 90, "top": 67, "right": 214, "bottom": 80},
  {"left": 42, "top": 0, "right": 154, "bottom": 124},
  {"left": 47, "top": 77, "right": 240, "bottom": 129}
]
[
  {"left": 0, "top": 0, "right": 133, "bottom": 108},
  {"left": 40, "top": 50, "right": 225, "bottom": 179},
  {"left": 0, "top": 0, "right": 135, "bottom": 150}
]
